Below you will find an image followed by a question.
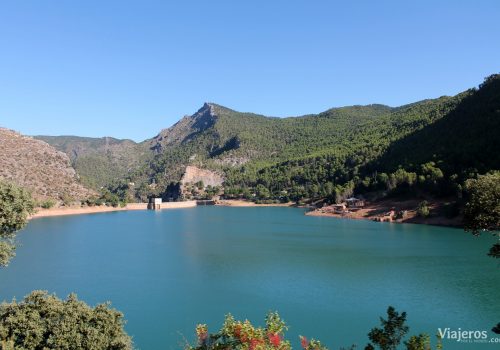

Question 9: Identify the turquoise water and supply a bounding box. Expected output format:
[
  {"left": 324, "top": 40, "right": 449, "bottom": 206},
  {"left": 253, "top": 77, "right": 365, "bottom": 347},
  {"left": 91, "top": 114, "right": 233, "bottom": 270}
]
[{"left": 0, "top": 207, "right": 499, "bottom": 349}]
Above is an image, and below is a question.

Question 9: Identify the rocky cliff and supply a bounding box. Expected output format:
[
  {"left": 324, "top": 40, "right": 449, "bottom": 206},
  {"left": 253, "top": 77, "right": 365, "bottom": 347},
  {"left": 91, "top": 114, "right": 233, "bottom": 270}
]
[
  {"left": 180, "top": 165, "right": 224, "bottom": 187},
  {"left": 179, "top": 165, "right": 224, "bottom": 199}
]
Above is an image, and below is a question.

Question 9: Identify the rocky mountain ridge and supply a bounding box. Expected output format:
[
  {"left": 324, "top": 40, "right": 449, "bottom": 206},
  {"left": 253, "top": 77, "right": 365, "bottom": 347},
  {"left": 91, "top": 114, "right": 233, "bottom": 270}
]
[
  {"left": 149, "top": 103, "right": 218, "bottom": 152},
  {"left": 0, "top": 128, "right": 96, "bottom": 201}
]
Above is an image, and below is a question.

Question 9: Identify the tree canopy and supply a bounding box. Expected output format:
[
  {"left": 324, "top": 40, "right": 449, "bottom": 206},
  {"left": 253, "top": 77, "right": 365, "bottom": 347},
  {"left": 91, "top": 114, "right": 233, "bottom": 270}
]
[
  {"left": 0, "top": 180, "right": 35, "bottom": 266},
  {"left": 464, "top": 172, "right": 500, "bottom": 258},
  {"left": 0, "top": 291, "right": 132, "bottom": 350}
]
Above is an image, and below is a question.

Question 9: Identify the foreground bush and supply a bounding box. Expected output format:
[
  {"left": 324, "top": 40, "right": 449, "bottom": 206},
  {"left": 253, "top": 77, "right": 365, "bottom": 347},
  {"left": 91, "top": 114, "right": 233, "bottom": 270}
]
[
  {"left": 0, "top": 291, "right": 132, "bottom": 350},
  {"left": 189, "top": 307, "right": 442, "bottom": 350},
  {"left": 189, "top": 312, "right": 321, "bottom": 350}
]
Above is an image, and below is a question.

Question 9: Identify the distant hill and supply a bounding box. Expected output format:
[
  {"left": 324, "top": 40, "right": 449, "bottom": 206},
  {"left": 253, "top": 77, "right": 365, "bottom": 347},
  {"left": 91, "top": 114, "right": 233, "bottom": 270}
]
[
  {"left": 35, "top": 135, "right": 151, "bottom": 189},
  {"left": 0, "top": 128, "right": 96, "bottom": 201}
]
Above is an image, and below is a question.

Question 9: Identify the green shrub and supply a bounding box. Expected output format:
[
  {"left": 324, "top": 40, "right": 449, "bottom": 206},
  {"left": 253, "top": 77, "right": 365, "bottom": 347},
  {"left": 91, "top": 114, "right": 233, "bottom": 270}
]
[
  {"left": 416, "top": 201, "right": 430, "bottom": 218},
  {"left": 40, "top": 199, "right": 56, "bottom": 209}
]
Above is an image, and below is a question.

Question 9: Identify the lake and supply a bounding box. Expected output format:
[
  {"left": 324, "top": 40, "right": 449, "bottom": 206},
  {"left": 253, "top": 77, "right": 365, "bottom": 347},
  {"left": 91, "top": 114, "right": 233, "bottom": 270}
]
[{"left": 1, "top": 207, "right": 499, "bottom": 350}]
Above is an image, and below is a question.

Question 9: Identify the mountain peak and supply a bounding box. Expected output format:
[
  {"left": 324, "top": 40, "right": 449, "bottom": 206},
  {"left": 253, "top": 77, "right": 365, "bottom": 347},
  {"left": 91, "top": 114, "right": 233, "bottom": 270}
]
[
  {"left": 198, "top": 102, "right": 216, "bottom": 117},
  {"left": 149, "top": 102, "right": 218, "bottom": 152}
]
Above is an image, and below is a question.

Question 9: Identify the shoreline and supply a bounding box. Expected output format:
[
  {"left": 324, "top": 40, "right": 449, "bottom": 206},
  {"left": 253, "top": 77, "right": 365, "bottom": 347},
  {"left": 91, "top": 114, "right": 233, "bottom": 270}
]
[
  {"left": 29, "top": 199, "right": 293, "bottom": 219},
  {"left": 29, "top": 198, "right": 462, "bottom": 229},
  {"left": 305, "top": 198, "right": 463, "bottom": 228},
  {"left": 30, "top": 201, "right": 198, "bottom": 219}
]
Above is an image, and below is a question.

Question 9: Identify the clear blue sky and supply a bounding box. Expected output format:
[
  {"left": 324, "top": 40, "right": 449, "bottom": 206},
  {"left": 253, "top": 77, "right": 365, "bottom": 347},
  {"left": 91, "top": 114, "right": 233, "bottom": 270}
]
[{"left": 0, "top": 1, "right": 498, "bottom": 141}]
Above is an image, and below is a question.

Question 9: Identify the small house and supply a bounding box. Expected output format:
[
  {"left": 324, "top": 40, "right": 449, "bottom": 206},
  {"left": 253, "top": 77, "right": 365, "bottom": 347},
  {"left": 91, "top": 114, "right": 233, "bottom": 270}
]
[
  {"left": 148, "top": 197, "right": 162, "bottom": 210},
  {"left": 346, "top": 197, "right": 365, "bottom": 208}
]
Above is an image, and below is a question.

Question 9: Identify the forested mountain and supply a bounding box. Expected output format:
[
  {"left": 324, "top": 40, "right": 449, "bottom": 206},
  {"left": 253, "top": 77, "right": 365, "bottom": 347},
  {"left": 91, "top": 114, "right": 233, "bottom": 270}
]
[
  {"left": 367, "top": 75, "right": 500, "bottom": 175},
  {"left": 32, "top": 74, "right": 500, "bottom": 204},
  {"left": 233, "top": 75, "right": 499, "bottom": 203},
  {"left": 130, "top": 102, "right": 400, "bottom": 195},
  {"left": 221, "top": 94, "right": 465, "bottom": 201}
]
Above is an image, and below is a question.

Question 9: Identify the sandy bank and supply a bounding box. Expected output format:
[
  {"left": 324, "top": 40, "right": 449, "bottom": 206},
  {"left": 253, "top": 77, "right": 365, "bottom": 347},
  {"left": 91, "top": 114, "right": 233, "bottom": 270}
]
[
  {"left": 31, "top": 201, "right": 197, "bottom": 219},
  {"left": 31, "top": 206, "right": 128, "bottom": 218}
]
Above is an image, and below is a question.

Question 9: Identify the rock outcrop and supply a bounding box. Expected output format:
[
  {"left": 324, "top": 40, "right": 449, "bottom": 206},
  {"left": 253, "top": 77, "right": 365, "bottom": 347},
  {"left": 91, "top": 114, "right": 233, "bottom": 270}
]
[
  {"left": 180, "top": 166, "right": 224, "bottom": 187},
  {"left": 179, "top": 165, "right": 224, "bottom": 199}
]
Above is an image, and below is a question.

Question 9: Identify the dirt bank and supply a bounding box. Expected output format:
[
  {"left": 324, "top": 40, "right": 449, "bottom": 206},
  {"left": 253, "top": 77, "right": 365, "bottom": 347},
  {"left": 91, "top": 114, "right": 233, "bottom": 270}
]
[{"left": 306, "top": 198, "right": 462, "bottom": 228}]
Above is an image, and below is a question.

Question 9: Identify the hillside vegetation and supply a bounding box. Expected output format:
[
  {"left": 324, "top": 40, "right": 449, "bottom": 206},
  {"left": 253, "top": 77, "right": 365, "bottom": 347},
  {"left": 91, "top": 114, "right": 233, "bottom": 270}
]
[{"left": 368, "top": 75, "right": 500, "bottom": 175}]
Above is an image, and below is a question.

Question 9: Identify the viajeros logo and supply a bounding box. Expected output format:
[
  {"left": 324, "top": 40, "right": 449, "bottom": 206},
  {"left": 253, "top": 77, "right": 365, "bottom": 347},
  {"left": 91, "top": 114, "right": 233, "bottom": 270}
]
[{"left": 438, "top": 327, "right": 500, "bottom": 344}]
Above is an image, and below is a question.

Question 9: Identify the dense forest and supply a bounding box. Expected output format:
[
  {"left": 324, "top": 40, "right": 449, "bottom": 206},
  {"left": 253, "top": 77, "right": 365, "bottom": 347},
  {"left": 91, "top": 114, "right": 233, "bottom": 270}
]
[{"left": 37, "top": 74, "right": 500, "bottom": 207}]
